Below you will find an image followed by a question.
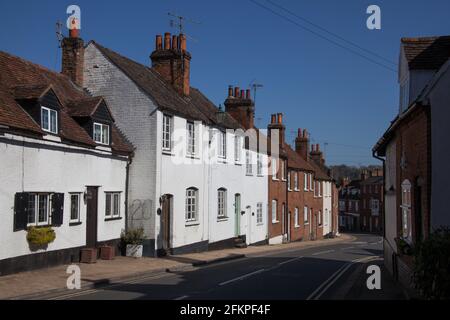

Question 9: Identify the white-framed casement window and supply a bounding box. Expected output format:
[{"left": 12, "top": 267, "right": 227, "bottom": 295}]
[
  {"left": 318, "top": 181, "right": 322, "bottom": 197},
  {"left": 217, "top": 188, "right": 227, "bottom": 219},
  {"left": 281, "top": 160, "right": 286, "bottom": 181},
  {"left": 186, "top": 121, "right": 196, "bottom": 157},
  {"left": 162, "top": 114, "right": 172, "bottom": 152},
  {"left": 93, "top": 122, "right": 110, "bottom": 145},
  {"left": 304, "top": 172, "right": 308, "bottom": 191},
  {"left": 272, "top": 199, "right": 278, "bottom": 223},
  {"left": 304, "top": 206, "right": 309, "bottom": 224},
  {"left": 234, "top": 136, "right": 241, "bottom": 163},
  {"left": 287, "top": 171, "right": 292, "bottom": 191},
  {"left": 309, "top": 174, "right": 313, "bottom": 192},
  {"left": 257, "top": 202, "right": 263, "bottom": 224},
  {"left": 185, "top": 187, "right": 198, "bottom": 222},
  {"left": 41, "top": 107, "right": 58, "bottom": 134},
  {"left": 246, "top": 150, "right": 253, "bottom": 175},
  {"left": 105, "top": 192, "right": 120, "bottom": 218},
  {"left": 294, "top": 207, "right": 299, "bottom": 228},
  {"left": 70, "top": 193, "right": 81, "bottom": 223},
  {"left": 27, "top": 194, "right": 51, "bottom": 226},
  {"left": 272, "top": 158, "right": 278, "bottom": 180},
  {"left": 218, "top": 131, "right": 227, "bottom": 159},
  {"left": 294, "top": 172, "right": 299, "bottom": 191},
  {"left": 401, "top": 180, "right": 412, "bottom": 239},
  {"left": 318, "top": 210, "right": 322, "bottom": 226},
  {"left": 257, "top": 153, "right": 263, "bottom": 176}
]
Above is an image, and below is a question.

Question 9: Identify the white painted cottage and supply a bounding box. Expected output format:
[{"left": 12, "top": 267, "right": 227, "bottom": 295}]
[
  {"left": 0, "top": 49, "right": 133, "bottom": 275},
  {"left": 81, "top": 32, "right": 269, "bottom": 256}
]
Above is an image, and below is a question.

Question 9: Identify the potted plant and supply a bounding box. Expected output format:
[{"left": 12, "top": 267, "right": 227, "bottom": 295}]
[
  {"left": 121, "top": 228, "right": 146, "bottom": 258},
  {"left": 27, "top": 226, "right": 56, "bottom": 251}
]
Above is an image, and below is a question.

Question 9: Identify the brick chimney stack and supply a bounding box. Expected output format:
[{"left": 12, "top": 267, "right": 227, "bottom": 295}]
[
  {"left": 310, "top": 144, "right": 325, "bottom": 167},
  {"left": 295, "top": 128, "right": 310, "bottom": 161},
  {"left": 61, "top": 18, "right": 84, "bottom": 87},
  {"left": 150, "top": 32, "right": 191, "bottom": 96},
  {"left": 268, "top": 113, "right": 286, "bottom": 152},
  {"left": 224, "top": 86, "right": 255, "bottom": 129}
]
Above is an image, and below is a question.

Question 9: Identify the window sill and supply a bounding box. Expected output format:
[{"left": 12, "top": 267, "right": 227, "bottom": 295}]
[
  {"left": 257, "top": 174, "right": 264, "bottom": 177},
  {"left": 105, "top": 217, "right": 122, "bottom": 222},
  {"left": 217, "top": 159, "right": 228, "bottom": 164},
  {"left": 295, "top": 225, "right": 301, "bottom": 229},
  {"left": 235, "top": 162, "right": 242, "bottom": 166},
  {"left": 272, "top": 220, "right": 280, "bottom": 224},
  {"left": 186, "top": 154, "right": 200, "bottom": 160},
  {"left": 185, "top": 221, "right": 200, "bottom": 227},
  {"left": 69, "top": 221, "right": 82, "bottom": 226},
  {"left": 162, "top": 150, "right": 174, "bottom": 156},
  {"left": 304, "top": 222, "right": 309, "bottom": 226},
  {"left": 217, "top": 217, "right": 229, "bottom": 222},
  {"left": 246, "top": 174, "right": 254, "bottom": 177}
]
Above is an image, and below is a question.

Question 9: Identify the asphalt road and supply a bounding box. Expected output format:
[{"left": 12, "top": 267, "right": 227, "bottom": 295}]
[{"left": 51, "top": 233, "right": 397, "bottom": 300}]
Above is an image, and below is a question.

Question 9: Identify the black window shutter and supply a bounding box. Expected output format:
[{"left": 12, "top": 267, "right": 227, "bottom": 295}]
[
  {"left": 52, "top": 193, "right": 64, "bottom": 227},
  {"left": 14, "top": 193, "right": 29, "bottom": 232}
]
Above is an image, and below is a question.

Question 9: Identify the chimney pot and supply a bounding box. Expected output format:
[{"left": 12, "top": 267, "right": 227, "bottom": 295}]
[
  {"left": 240, "top": 90, "right": 245, "bottom": 98},
  {"left": 298, "top": 128, "right": 302, "bottom": 138},
  {"left": 228, "top": 85, "right": 234, "bottom": 97},
  {"left": 180, "top": 34, "right": 187, "bottom": 51},
  {"left": 234, "top": 87, "right": 240, "bottom": 98},
  {"left": 277, "top": 113, "right": 283, "bottom": 124},
  {"left": 172, "top": 35, "right": 178, "bottom": 50},
  {"left": 246, "top": 89, "right": 251, "bottom": 99},
  {"left": 156, "top": 35, "right": 163, "bottom": 50},
  {"left": 317, "top": 144, "right": 320, "bottom": 152},
  {"left": 303, "top": 129, "right": 307, "bottom": 138},
  {"left": 164, "top": 33, "right": 171, "bottom": 50},
  {"left": 271, "top": 114, "right": 276, "bottom": 124}
]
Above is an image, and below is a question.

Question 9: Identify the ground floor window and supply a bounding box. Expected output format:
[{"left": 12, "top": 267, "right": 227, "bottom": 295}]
[
  {"left": 70, "top": 193, "right": 82, "bottom": 223},
  {"left": 294, "top": 207, "right": 299, "bottom": 227},
  {"left": 186, "top": 188, "right": 198, "bottom": 222},
  {"left": 27, "top": 194, "right": 50, "bottom": 226},
  {"left": 257, "top": 202, "right": 263, "bottom": 224},
  {"left": 105, "top": 192, "right": 121, "bottom": 218}
]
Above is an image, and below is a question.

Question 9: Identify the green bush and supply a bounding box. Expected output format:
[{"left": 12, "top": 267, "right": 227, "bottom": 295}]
[
  {"left": 413, "top": 228, "right": 450, "bottom": 300},
  {"left": 27, "top": 227, "right": 56, "bottom": 246},
  {"left": 121, "top": 228, "right": 146, "bottom": 245}
]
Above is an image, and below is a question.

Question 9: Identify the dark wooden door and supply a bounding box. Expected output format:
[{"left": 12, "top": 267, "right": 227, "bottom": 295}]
[
  {"left": 162, "top": 195, "right": 172, "bottom": 251},
  {"left": 86, "top": 187, "right": 98, "bottom": 248}
]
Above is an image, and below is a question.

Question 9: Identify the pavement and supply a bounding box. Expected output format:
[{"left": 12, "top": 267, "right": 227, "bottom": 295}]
[{"left": 0, "top": 233, "right": 407, "bottom": 300}]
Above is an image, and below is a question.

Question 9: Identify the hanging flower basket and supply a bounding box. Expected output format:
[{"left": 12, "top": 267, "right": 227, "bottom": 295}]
[{"left": 27, "top": 226, "right": 56, "bottom": 247}]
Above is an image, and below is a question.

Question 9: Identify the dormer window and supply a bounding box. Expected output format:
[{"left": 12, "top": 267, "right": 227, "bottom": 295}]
[
  {"left": 93, "top": 122, "right": 110, "bottom": 145},
  {"left": 41, "top": 107, "right": 58, "bottom": 134}
]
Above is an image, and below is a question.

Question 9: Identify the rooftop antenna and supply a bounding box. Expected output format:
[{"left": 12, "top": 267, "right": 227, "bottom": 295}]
[
  {"left": 249, "top": 79, "right": 264, "bottom": 105},
  {"left": 56, "top": 20, "right": 64, "bottom": 48},
  {"left": 168, "top": 12, "right": 201, "bottom": 43}
]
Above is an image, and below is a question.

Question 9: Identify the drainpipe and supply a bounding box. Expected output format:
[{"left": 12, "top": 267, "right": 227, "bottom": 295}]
[{"left": 124, "top": 156, "right": 132, "bottom": 232}]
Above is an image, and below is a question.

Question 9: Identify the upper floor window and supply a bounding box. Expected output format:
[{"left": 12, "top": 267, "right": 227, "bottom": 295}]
[
  {"left": 257, "top": 153, "right": 263, "bottom": 176},
  {"left": 162, "top": 114, "right": 172, "bottom": 151},
  {"left": 186, "top": 121, "right": 196, "bottom": 156},
  {"left": 272, "top": 158, "right": 278, "bottom": 180},
  {"left": 217, "top": 188, "right": 227, "bottom": 219},
  {"left": 281, "top": 160, "right": 286, "bottom": 181},
  {"left": 287, "top": 171, "right": 292, "bottom": 191},
  {"left": 41, "top": 107, "right": 58, "bottom": 134},
  {"left": 246, "top": 151, "right": 253, "bottom": 175},
  {"left": 309, "top": 174, "right": 313, "bottom": 192},
  {"left": 304, "top": 173, "right": 308, "bottom": 191},
  {"left": 234, "top": 136, "right": 241, "bottom": 162},
  {"left": 186, "top": 188, "right": 198, "bottom": 222},
  {"left": 93, "top": 122, "right": 110, "bottom": 145},
  {"left": 294, "top": 173, "right": 299, "bottom": 191},
  {"left": 318, "top": 181, "right": 322, "bottom": 197},
  {"left": 218, "top": 131, "right": 227, "bottom": 159}
]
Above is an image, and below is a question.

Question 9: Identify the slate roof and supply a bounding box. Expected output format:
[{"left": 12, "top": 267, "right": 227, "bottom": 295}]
[
  {"left": 0, "top": 50, "right": 133, "bottom": 154},
  {"left": 402, "top": 36, "right": 450, "bottom": 70},
  {"left": 91, "top": 42, "right": 241, "bottom": 130},
  {"left": 285, "top": 144, "right": 314, "bottom": 172},
  {"left": 308, "top": 159, "right": 332, "bottom": 181}
]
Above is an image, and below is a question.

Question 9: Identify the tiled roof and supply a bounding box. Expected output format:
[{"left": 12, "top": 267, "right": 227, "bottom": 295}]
[
  {"left": 91, "top": 42, "right": 242, "bottom": 130},
  {"left": 66, "top": 96, "right": 104, "bottom": 117},
  {"left": 402, "top": 36, "right": 450, "bottom": 70},
  {"left": 285, "top": 144, "right": 314, "bottom": 172},
  {"left": 308, "top": 158, "right": 332, "bottom": 181},
  {"left": 0, "top": 50, "right": 133, "bottom": 154}
]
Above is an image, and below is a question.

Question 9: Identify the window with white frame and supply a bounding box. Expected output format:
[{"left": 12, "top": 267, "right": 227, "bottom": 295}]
[
  {"left": 257, "top": 202, "right": 263, "bottom": 224},
  {"left": 41, "top": 107, "right": 58, "bottom": 134},
  {"left": 294, "top": 172, "right": 299, "bottom": 191},
  {"left": 318, "top": 210, "right": 322, "bottom": 226},
  {"left": 272, "top": 158, "right": 278, "bottom": 180},
  {"left": 304, "top": 206, "right": 309, "bottom": 224},
  {"left": 287, "top": 171, "right": 292, "bottom": 191},
  {"left": 162, "top": 114, "right": 172, "bottom": 151},
  {"left": 294, "top": 207, "right": 299, "bottom": 227},
  {"left": 186, "top": 188, "right": 198, "bottom": 222},
  {"left": 27, "top": 194, "right": 51, "bottom": 226},
  {"left": 234, "top": 136, "right": 241, "bottom": 162},
  {"left": 218, "top": 131, "right": 227, "bottom": 159},
  {"left": 93, "top": 122, "right": 110, "bottom": 145},
  {"left": 186, "top": 121, "right": 195, "bottom": 156},
  {"left": 401, "top": 180, "right": 412, "bottom": 239},
  {"left": 105, "top": 192, "right": 120, "bottom": 218},
  {"left": 217, "top": 188, "right": 227, "bottom": 219},
  {"left": 309, "top": 174, "right": 313, "bottom": 191},
  {"left": 257, "top": 153, "right": 263, "bottom": 176},
  {"left": 70, "top": 193, "right": 81, "bottom": 223},
  {"left": 246, "top": 151, "right": 253, "bottom": 175},
  {"left": 272, "top": 200, "right": 278, "bottom": 222},
  {"left": 281, "top": 160, "right": 286, "bottom": 180},
  {"left": 304, "top": 173, "right": 308, "bottom": 191}
]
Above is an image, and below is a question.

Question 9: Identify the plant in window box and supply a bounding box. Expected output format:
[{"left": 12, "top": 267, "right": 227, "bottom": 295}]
[
  {"left": 27, "top": 226, "right": 56, "bottom": 250},
  {"left": 395, "top": 237, "right": 414, "bottom": 256},
  {"left": 121, "top": 228, "right": 146, "bottom": 258}
]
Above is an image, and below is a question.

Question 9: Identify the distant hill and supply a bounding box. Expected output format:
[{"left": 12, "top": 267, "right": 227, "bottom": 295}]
[{"left": 329, "top": 164, "right": 382, "bottom": 184}]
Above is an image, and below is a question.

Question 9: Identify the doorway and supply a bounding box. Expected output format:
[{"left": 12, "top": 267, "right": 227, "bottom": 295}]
[
  {"left": 161, "top": 194, "right": 173, "bottom": 252},
  {"left": 86, "top": 187, "right": 98, "bottom": 248},
  {"left": 235, "top": 194, "right": 241, "bottom": 237}
]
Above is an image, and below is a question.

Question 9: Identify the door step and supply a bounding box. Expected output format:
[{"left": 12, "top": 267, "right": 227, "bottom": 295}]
[{"left": 234, "top": 237, "right": 248, "bottom": 249}]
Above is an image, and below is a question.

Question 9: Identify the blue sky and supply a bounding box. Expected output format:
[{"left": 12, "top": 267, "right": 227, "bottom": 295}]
[{"left": 1, "top": 0, "right": 449, "bottom": 165}]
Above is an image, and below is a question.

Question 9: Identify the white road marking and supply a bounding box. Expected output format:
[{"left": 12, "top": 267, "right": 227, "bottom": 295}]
[
  {"left": 277, "top": 256, "right": 304, "bottom": 266},
  {"left": 341, "top": 246, "right": 355, "bottom": 250},
  {"left": 312, "top": 250, "right": 335, "bottom": 256},
  {"left": 306, "top": 263, "right": 350, "bottom": 300},
  {"left": 219, "top": 269, "right": 266, "bottom": 286}
]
